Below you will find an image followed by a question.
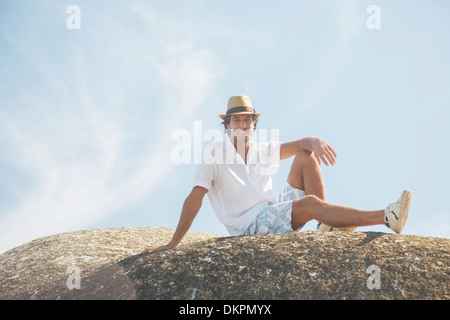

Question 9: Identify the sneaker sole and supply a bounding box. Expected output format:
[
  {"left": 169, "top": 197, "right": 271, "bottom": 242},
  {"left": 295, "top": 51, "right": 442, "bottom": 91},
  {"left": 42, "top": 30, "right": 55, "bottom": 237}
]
[
  {"left": 396, "top": 189, "right": 412, "bottom": 233},
  {"left": 317, "top": 223, "right": 357, "bottom": 232}
]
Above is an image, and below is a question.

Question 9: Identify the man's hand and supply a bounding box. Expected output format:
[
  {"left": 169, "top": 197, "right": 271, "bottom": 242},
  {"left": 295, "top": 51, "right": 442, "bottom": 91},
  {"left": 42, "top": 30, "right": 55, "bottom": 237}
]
[
  {"left": 281, "top": 137, "right": 338, "bottom": 164},
  {"left": 139, "top": 186, "right": 208, "bottom": 255},
  {"left": 310, "top": 138, "right": 337, "bottom": 166},
  {"left": 140, "top": 243, "right": 174, "bottom": 254}
]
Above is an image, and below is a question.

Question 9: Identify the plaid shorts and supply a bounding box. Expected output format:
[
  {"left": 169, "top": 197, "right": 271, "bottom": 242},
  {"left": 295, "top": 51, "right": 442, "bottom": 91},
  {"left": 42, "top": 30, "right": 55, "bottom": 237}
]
[{"left": 242, "top": 182, "right": 306, "bottom": 236}]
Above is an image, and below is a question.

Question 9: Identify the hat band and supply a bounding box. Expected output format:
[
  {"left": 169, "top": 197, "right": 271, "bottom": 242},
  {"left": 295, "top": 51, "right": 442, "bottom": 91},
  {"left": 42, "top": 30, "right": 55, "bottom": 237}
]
[{"left": 226, "top": 106, "right": 255, "bottom": 115}]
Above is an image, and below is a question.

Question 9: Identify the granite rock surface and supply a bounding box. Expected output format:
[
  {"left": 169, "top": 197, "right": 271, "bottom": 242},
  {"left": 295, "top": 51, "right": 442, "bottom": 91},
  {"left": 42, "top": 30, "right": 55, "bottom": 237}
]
[{"left": 0, "top": 227, "right": 448, "bottom": 300}]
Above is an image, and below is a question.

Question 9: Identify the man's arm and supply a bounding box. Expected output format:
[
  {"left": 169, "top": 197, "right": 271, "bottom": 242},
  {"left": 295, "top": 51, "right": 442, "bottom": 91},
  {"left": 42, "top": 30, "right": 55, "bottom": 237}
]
[
  {"left": 280, "top": 137, "right": 337, "bottom": 166},
  {"left": 140, "top": 186, "right": 208, "bottom": 254}
]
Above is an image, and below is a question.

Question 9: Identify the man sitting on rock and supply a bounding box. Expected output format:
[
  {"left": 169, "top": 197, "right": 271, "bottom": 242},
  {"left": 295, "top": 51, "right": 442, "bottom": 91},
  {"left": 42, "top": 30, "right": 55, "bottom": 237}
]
[{"left": 141, "top": 95, "right": 412, "bottom": 253}]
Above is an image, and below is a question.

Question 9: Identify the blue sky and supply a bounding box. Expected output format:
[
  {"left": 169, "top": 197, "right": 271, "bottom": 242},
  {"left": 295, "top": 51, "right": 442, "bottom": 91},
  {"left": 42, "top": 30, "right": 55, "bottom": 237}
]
[{"left": 1, "top": 0, "right": 449, "bottom": 254}]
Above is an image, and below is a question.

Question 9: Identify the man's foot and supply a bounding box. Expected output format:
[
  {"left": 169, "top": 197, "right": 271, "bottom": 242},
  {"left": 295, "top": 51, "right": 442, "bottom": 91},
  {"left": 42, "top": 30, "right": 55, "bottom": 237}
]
[
  {"left": 316, "top": 222, "right": 356, "bottom": 232},
  {"left": 384, "top": 190, "right": 412, "bottom": 234}
]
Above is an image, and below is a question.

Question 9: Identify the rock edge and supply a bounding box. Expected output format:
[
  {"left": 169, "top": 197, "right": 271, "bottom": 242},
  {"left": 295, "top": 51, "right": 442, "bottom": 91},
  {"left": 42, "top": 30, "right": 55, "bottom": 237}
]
[{"left": 0, "top": 227, "right": 448, "bottom": 300}]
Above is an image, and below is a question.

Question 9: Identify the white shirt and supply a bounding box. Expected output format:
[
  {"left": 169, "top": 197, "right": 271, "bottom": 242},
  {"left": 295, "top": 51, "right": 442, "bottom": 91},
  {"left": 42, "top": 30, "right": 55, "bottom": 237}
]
[{"left": 193, "top": 137, "right": 282, "bottom": 236}]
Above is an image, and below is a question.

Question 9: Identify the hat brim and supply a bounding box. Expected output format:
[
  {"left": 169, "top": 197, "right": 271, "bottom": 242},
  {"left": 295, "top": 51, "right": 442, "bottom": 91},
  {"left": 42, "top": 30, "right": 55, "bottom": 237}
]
[{"left": 219, "top": 112, "right": 261, "bottom": 120}]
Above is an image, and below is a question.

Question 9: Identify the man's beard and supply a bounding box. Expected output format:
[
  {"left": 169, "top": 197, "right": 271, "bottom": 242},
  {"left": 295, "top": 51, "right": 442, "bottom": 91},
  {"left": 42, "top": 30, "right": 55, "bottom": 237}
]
[{"left": 227, "top": 128, "right": 253, "bottom": 143}]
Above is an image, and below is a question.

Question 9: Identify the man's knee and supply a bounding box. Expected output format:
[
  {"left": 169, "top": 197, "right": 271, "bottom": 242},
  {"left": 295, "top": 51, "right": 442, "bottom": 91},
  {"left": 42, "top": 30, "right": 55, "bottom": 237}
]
[
  {"left": 294, "top": 195, "right": 322, "bottom": 209},
  {"left": 292, "top": 195, "right": 322, "bottom": 224},
  {"left": 294, "top": 150, "right": 318, "bottom": 166},
  {"left": 291, "top": 195, "right": 322, "bottom": 228}
]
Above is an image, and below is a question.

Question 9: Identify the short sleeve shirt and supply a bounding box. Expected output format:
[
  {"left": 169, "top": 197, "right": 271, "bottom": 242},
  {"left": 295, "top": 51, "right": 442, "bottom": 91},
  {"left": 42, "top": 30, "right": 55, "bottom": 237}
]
[{"left": 193, "top": 137, "right": 282, "bottom": 236}]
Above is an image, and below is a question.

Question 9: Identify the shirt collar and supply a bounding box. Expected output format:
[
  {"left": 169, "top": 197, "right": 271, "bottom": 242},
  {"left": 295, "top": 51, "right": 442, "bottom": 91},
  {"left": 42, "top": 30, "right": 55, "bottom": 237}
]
[{"left": 224, "top": 136, "right": 255, "bottom": 164}]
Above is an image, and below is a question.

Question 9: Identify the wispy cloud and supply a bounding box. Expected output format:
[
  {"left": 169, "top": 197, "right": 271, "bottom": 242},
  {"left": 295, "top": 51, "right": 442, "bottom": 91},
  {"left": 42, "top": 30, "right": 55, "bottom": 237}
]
[{"left": 0, "top": 2, "right": 217, "bottom": 253}]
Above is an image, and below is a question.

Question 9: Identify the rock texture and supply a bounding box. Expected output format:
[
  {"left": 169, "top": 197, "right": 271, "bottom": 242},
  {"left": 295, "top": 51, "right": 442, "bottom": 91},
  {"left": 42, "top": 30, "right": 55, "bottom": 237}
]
[{"left": 0, "top": 227, "right": 448, "bottom": 300}]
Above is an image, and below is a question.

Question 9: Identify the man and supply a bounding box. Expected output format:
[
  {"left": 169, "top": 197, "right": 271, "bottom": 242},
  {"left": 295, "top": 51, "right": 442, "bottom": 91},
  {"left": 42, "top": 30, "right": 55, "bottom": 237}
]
[{"left": 141, "top": 95, "right": 412, "bottom": 253}]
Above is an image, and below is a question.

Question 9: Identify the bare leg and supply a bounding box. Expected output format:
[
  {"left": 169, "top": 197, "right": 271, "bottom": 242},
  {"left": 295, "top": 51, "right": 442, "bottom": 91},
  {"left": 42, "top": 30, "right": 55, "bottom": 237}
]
[
  {"left": 292, "top": 195, "right": 385, "bottom": 230},
  {"left": 287, "top": 150, "right": 325, "bottom": 200},
  {"left": 287, "top": 151, "right": 355, "bottom": 231}
]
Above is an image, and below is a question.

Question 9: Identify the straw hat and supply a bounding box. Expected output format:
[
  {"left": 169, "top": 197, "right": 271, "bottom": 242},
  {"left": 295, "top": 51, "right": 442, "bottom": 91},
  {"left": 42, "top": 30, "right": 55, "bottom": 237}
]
[{"left": 219, "top": 95, "right": 261, "bottom": 120}]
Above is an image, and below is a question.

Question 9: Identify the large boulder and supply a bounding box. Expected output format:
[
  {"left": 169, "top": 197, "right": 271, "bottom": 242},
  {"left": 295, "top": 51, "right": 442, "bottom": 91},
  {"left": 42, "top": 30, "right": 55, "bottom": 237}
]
[{"left": 0, "top": 227, "right": 448, "bottom": 300}]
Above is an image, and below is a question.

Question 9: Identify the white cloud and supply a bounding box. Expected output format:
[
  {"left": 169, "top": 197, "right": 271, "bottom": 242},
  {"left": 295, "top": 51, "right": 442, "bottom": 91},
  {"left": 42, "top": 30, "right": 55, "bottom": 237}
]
[{"left": 0, "top": 2, "right": 218, "bottom": 253}]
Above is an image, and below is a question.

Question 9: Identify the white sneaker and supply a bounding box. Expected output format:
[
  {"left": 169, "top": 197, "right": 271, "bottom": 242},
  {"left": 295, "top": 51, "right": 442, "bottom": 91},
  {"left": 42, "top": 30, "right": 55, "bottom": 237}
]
[
  {"left": 384, "top": 190, "right": 412, "bottom": 234},
  {"left": 316, "top": 222, "right": 356, "bottom": 232}
]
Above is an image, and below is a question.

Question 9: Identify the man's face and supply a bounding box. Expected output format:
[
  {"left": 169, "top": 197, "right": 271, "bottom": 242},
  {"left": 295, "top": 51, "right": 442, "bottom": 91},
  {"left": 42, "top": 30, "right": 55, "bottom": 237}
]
[{"left": 226, "top": 114, "right": 255, "bottom": 142}]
